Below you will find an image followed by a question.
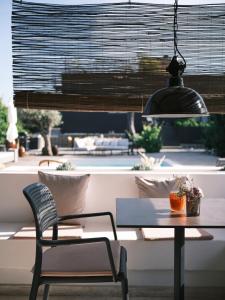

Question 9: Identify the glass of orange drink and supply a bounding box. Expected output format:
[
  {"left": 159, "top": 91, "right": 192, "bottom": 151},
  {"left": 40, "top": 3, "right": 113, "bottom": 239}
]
[{"left": 169, "top": 191, "right": 186, "bottom": 212}]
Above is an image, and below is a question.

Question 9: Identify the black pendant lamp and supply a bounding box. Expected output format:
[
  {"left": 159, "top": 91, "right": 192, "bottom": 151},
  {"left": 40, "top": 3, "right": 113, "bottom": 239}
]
[{"left": 143, "top": 0, "right": 208, "bottom": 118}]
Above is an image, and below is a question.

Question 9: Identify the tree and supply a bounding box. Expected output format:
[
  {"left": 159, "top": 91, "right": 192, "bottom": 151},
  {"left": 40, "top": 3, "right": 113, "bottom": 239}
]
[
  {"left": 18, "top": 109, "right": 62, "bottom": 156},
  {"left": 127, "top": 112, "right": 136, "bottom": 136},
  {"left": 0, "top": 100, "right": 8, "bottom": 145}
]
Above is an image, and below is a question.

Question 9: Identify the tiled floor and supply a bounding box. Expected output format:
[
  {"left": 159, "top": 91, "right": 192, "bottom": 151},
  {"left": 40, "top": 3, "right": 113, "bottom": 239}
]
[
  {"left": 0, "top": 286, "right": 172, "bottom": 300},
  {"left": 0, "top": 296, "right": 167, "bottom": 300},
  {"left": 0, "top": 298, "right": 146, "bottom": 300},
  {"left": 1, "top": 286, "right": 225, "bottom": 300},
  {"left": 0, "top": 296, "right": 223, "bottom": 300},
  {"left": 1, "top": 294, "right": 162, "bottom": 299}
]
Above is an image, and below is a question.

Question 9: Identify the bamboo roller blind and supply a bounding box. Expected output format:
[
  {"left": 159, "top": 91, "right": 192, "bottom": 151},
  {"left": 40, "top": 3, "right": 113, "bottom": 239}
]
[{"left": 12, "top": 0, "right": 225, "bottom": 112}]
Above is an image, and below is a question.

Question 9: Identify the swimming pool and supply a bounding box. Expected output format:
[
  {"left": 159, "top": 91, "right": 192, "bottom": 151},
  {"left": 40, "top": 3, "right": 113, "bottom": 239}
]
[{"left": 70, "top": 156, "right": 173, "bottom": 169}]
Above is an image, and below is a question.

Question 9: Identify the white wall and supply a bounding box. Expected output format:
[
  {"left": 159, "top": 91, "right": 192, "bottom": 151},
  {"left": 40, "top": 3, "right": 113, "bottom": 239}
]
[
  {"left": 0, "top": 171, "right": 225, "bottom": 286},
  {"left": 0, "top": 171, "right": 225, "bottom": 222}
]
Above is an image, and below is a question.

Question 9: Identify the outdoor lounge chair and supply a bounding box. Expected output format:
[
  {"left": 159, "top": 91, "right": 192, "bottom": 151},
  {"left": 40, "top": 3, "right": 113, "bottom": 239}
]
[
  {"left": 38, "top": 159, "right": 66, "bottom": 167},
  {"left": 23, "top": 182, "right": 129, "bottom": 300}
]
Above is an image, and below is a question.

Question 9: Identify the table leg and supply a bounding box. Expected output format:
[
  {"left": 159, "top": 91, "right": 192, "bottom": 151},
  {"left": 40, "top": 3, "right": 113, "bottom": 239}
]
[{"left": 174, "top": 227, "right": 185, "bottom": 300}]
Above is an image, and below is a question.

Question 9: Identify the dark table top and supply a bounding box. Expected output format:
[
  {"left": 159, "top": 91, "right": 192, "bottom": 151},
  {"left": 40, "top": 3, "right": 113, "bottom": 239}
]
[{"left": 116, "top": 198, "right": 225, "bottom": 228}]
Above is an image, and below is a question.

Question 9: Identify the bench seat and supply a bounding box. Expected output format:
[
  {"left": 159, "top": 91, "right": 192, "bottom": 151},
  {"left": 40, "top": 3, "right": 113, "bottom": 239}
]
[{"left": 0, "top": 222, "right": 224, "bottom": 286}]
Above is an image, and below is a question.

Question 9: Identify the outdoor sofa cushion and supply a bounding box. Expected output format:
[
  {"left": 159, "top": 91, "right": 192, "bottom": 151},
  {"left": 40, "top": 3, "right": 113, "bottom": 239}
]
[
  {"left": 38, "top": 171, "right": 90, "bottom": 224},
  {"left": 94, "top": 138, "right": 129, "bottom": 150},
  {"left": 12, "top": 224, "right": 83, "bottom": 240},
  {"left": 141, "top": 228, "right": 213, "bottom": 241},
  {"left": 135, "top": 176, "right": 186, "bottom": 198}
]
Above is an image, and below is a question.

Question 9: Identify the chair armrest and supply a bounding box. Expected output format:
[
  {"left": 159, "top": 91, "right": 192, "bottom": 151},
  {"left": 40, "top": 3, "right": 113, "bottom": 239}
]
[
  {"left": 58, "top": 212, "right": 117, "bottom": 240},
  {"left": 39, "top": 237, "right": 118, "bottom": 281}
]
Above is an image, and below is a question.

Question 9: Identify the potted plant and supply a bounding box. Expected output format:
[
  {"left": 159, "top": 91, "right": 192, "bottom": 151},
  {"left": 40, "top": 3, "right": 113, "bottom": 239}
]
[{"left": 176, "top": 176, "right": 204, "bottom": 217}]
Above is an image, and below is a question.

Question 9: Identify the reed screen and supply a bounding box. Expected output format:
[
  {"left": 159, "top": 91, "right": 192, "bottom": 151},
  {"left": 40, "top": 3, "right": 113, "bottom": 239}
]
[{"left": 12, "top": 0, "right": 225, "bottom": 112}]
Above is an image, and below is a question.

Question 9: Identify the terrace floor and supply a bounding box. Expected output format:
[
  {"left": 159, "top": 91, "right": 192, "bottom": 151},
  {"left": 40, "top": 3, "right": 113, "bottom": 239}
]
[
  {"left": 1, "top": 286, "right": 225, "bottom": 300},
  {"left": 1, "top": 148, "right": 219, "bottom": 172}
]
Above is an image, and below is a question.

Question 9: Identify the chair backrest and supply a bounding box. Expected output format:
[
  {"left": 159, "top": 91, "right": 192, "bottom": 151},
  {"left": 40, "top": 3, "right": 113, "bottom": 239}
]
[
  {"left": 38, "top": 159, "right": 65, "bottom": 166},
  {"left": 23, "top": 182, "right": 58, "bottom": 239}
]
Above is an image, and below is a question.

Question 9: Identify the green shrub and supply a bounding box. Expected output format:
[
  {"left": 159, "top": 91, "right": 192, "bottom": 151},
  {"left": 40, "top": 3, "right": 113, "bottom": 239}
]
[
  {"left": 174, "top": 118, "right": 210, "bottom": 128},
  {"left": 132, "top": 124, "right": 162, "bottom": 153},
  {"left": 131, "top": 164, "right": 153, "bottom": 171}
]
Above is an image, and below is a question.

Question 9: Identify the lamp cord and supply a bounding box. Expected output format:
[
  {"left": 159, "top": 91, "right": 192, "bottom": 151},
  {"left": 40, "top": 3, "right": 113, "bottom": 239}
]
[{"left": 173, "top": 0, "right": 186, "bottom": 67}]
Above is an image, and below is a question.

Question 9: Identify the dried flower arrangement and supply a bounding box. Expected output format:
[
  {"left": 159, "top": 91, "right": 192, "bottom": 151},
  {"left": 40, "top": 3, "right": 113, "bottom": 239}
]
[
  {"left": 175, "top": 176, "right": 203, "bottom": 216},
  {"left": 132, "top": 151, "right": 166, "bottom": 171},
  {"left": 176, "top": 176, "right": 204, "bottom": 198},
  {"left": 56, "top": 162, "right": 75, "bottom": 171}
]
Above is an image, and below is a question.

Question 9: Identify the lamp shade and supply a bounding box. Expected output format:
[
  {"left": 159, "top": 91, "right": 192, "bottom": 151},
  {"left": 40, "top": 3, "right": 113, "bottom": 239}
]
[{"left": 143, "top": 85, "right": 209, "bottom": 118}]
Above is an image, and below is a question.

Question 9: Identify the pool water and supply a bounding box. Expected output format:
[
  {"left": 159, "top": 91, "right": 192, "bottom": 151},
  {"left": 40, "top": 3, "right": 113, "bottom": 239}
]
[{"left": 71, "top": 156, "right": 172, "bottom": 169}]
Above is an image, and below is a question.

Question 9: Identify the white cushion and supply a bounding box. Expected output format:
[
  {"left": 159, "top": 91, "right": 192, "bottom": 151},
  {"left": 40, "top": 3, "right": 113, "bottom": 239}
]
[
  {"left": 110, "top": 140, "right": 118, "bottom": 147},
  {"left": 118, "top": 139, "right": 129, "bottom": 147},
  {"left": 135, "top": 176, "right": 186, "bottom": 198},
  {"left": 75, "top": 138, "right": 86, "bottom": 149},
  {"left": 95, "top": 140, "right": 104, "bottom": 146},
  {"left": 102, "top": 140, "right": 110, "bottom": 147},
  {"left": 42, "top": 241, "right": 121, "bottom": 277},
  {"left": 38, "top": 172, "right": 90, "bottom": 223}
]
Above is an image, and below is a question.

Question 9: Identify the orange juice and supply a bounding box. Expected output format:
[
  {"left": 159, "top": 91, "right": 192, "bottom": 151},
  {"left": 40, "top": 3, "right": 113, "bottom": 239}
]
[{"left": 169, "top": 191, "right": 186, "bottom": 212}]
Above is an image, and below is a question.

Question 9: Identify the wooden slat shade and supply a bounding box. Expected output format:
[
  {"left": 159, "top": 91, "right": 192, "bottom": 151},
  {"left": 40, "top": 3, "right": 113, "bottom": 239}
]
[
  {"left": 14, "top": 92, "right": 225, "bottom": 114},
  {"left": 14, "top": 73, "right": 225, "bottom": 113},
  {"left": 14, "top": 91, "right": 145, "bottom": 112},
  {"left": 12, "top": 0, "right": 225, "bottom": 112}
]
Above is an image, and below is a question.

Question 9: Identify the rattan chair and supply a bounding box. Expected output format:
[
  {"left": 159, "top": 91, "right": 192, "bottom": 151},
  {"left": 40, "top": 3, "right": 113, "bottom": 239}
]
[{"left": 23, "top": 182, "right": 128, "bottom": 300}]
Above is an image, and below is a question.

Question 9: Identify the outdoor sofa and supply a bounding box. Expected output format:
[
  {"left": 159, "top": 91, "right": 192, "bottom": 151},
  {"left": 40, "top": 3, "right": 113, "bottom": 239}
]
[{"left": 73, "top": 137, "right": 131, "bottom": 154}]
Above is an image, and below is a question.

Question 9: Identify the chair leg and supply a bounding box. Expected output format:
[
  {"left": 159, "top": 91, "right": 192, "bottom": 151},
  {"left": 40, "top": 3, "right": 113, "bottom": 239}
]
[
  {"left": 120, "top": 247, "right": 129, "bottom": 300},
  {"left": 43, "top": 284, "right": 50, "bottom": 300},
  {"left": 29, "top": 277, "right": 40, "bottom": 300},
  {"left": 121, "top": 277, "right": 129, "bottom": 300}
]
